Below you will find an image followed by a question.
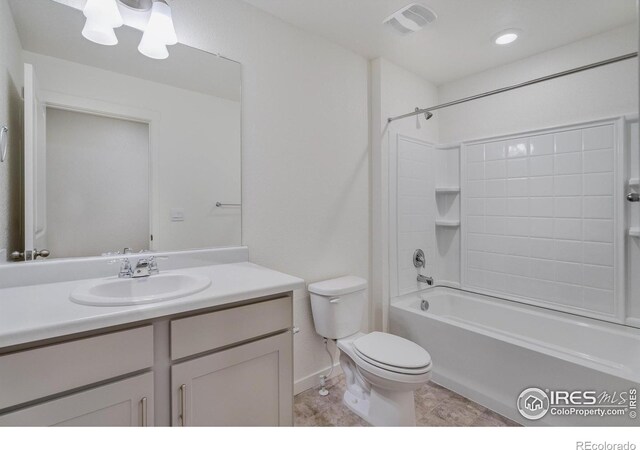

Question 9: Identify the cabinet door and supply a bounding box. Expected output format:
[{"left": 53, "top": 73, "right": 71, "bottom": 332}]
[
  {"left": 171, "top": 332, "right": 292, "bottom": 426},
  {"left": 0, "top": 373, "right": 153, "bottom": 427}
]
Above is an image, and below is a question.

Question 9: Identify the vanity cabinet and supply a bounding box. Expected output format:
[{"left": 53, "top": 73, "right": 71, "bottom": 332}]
[
  {"left": 171, "top": 332, "right": 292, "bottom": 426},
  {"left": 0, "top": 293, "right": 294, "bottom": 427},
  {"left": 170, "top": 296, "right": 294, "bottom": 426},
  {"left": 0, "top": 373, "right": 153, "bottom": 427}
]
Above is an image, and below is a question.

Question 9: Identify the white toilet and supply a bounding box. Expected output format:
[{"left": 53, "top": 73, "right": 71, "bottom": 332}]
[{"left": 308, "top": 276, "right": 432, "bottom": 426}]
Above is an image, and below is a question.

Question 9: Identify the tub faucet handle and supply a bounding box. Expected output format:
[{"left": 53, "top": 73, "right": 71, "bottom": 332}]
[{"left": 413, "top": 249, "right": 426, "bottom": 268}]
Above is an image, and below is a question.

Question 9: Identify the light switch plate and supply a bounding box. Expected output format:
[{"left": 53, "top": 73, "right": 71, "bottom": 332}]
[{"left": 170, "top": 209, "right": 185, "bottom": 222}]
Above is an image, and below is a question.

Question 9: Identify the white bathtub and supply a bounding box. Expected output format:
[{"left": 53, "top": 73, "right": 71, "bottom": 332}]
[{"left": 390, "top": 287, "right": 640, "bottom": 426}]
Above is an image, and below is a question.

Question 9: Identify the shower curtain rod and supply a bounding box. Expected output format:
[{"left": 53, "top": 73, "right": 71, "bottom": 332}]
[{"left": 387, "top": 52, "right": 638, "bottom": 123}]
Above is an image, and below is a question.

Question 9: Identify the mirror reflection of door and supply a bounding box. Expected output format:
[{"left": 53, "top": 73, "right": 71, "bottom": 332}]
[
  {"left": 23, "top": 64, "right": 150, "bottom": 260},
  {"left": 22, "top": 63, "right": 44, "bottom": 259}
]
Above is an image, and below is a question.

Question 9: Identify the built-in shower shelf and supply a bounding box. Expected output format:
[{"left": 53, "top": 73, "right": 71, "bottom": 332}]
[
  {"left": 435, "top": 186, "right": 460, "bottom": 194},
  {"left": 630, "top": 227, "right": 640, "bottom": 238},
  {"left": 435, "top": 219, "right": 460, "bottom": 228}
]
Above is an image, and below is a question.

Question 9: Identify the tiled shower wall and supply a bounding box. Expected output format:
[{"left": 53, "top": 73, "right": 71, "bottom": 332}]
[
  {"left": 395, "top": 136, "right": 436, "bottom": 295},
  {"left": 462, "top": 122, "right": 618, "bottom": 316}
]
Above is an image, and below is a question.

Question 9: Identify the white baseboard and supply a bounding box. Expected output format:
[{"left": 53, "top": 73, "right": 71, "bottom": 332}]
[{"left": 294, "top": 362, "right": 342, "bottom": 395}]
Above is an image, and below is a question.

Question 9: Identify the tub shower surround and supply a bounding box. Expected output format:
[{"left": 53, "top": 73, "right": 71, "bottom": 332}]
[
  {"left": 387, "top": 115, "right": 639, "bottom": 427},
  {"left": 462, "top": 119, "right": 626, "bottom": 322}
]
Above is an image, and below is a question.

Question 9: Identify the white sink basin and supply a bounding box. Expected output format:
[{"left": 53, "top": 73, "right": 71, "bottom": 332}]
[{"left": 70, "top": 273, "right": 212, "bottom": 306}]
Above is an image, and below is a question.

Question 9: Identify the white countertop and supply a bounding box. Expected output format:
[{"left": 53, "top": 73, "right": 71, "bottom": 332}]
[{"left": 0, "top": 262, "right": 305, "bottom": 349}]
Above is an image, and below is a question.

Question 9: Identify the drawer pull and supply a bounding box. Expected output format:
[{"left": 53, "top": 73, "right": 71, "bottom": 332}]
[{"left": 179, "top": 384, "right": 187, "bottom": 426}]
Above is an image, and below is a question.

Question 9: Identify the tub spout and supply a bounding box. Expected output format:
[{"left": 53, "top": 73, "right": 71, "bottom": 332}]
[{"left": 417, "top": 274, "right": 433, "bottom": 285}]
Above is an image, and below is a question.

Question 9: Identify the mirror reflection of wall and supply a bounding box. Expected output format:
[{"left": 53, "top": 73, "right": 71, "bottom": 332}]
[
  {"left": 0, "top": 0, "right": 242, "bottom": 262},
  {"left": 45, "top": 109, "right": 150, "bottom": 258}
]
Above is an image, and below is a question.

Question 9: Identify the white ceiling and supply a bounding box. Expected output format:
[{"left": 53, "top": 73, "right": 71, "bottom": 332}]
[{"left": 242, "top": 0, "right": 637, "bottom": 84}]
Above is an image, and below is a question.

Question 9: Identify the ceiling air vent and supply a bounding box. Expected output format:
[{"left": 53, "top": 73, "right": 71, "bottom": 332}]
[{"left": 383, "top": 3, "right": 437, "bottom": 35}]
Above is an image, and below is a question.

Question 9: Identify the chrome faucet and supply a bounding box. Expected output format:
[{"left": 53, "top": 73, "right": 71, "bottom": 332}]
[
  {"left": 131, "top": 256, "right": 161, "bottom": 278},
  {"left": 417, "top": 274, "right": 434, "bottom": 286},
  {"left": 114, "top": 255, "right": 164, "bottom": 278}
]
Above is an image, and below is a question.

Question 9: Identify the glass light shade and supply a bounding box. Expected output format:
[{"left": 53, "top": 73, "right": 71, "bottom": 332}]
[
  {"left": 145, "top": 1, "right": 178, "bottom": 45},
  {"left": 82, "top": 18, "right": 118, "bottom": 46},
  {"left": 138, "top": 33, "right": 169, "bottom": 59},
  {"left": 83, "top": 0, "right": 123, "bottom": 28},
  {"left": 138, "top": 1, "right": 177, "bottom": 59}
]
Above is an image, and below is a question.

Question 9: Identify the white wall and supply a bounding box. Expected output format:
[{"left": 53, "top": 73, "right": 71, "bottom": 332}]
[
  {"left": 46, "top": 109, "right": 149, "bottom": 258},
  {"left": 371, "top": 58, "right": 439, "bottom": 330},
  {"left": 169, "top": 0, "right": 370, "bottom": 392},
  {"left": 0, "top": 0, "right": 23, "bottom": 261},
  {"left": 439, "top": 24, "right": 638, "bottom": 143},
  {"left": 23, "top": 51, "right": 242, "bottom": 253}
]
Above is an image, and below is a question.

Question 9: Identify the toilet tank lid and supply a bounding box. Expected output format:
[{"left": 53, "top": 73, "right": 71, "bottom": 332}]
[{"left": 308, "top": 276, "right": 367, "bottom": 296}]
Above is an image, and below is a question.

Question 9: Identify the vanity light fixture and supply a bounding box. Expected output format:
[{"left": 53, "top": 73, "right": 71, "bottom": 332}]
[
  {"left": 82, "top": 0, "right": 124, "bottom": 46},
  {"left": 493, "top": 28, "right": 520, "bottom": 46},
  {"left": 81, "top": 0, "right": 178, "bottom": 60},
  {"left": 138, "top": 0, "right": 178, "bottom": 60}
]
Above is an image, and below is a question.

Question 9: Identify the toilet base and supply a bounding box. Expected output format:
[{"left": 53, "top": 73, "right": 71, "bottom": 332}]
[
  {"left": 337, "top": 335, "right": 424, "bottom": 426},
  {"left": 342, "top": 390, "right": 370, "bottom": 423},
  {"left": 343, "top": 386, "right": 417, "bottom": 426}
]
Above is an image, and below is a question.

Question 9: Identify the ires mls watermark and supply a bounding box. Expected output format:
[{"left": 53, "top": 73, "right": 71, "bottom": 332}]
[{"left": 517, "top": 387, "right": 637, "bottom": 421}]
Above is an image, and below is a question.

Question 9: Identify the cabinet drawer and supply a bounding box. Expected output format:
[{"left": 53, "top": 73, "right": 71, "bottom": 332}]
[
  {"left": 0, "top": 372, "right": 154, "bottom": 427},
  {"left": 0, "top": 326, "right": 153, "bottom": 410},
  {"left": 171, "top": 296, "right": 292, "bottom": 360}
]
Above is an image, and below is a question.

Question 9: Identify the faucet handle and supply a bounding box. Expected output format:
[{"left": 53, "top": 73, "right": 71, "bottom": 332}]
[
  {"left": 117, "top": 258, "right": 133, "bottom": 278},
  {"left": 147, "top": 255, "right": 167, "bottom": 275},
  {"left": 413, "top": 249, "right": 426, "bottom": 268}
]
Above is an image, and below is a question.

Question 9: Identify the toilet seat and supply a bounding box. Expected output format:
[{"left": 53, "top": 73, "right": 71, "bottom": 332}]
[
  {"left": 354, "top": 332, "right": 431, "bottom": 371},
  {"left": 354, "top": 350, "right": 432, "bottom": 375},
  {"left": 343, "top": 332, "right": 432, "bottom": 377}
]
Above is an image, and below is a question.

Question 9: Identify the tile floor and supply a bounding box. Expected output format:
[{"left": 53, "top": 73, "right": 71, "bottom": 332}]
[{"left": 294, "top": 375, "right": 520, "bottom": 427}]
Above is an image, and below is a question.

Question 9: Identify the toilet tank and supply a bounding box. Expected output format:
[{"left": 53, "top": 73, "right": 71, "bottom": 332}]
[{"left": 308, "top": 276, "right": 367, "bottom": 339}]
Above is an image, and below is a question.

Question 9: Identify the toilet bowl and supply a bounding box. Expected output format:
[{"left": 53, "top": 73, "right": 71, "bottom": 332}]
[{"left": 308, "top": 276, "right": 432, "bottom": 426}]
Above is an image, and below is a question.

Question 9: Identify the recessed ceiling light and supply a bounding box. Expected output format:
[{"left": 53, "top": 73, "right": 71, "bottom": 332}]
[{"left": 493, "top": 29, "right": 520, "bottom": 45}]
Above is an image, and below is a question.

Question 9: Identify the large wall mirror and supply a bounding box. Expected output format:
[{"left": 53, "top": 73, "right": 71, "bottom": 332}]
[{"left": 0, "top": 0, "right": 241, "bottom": 262}]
